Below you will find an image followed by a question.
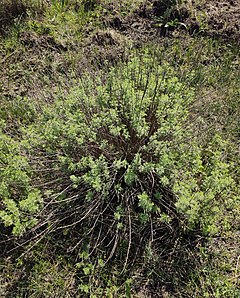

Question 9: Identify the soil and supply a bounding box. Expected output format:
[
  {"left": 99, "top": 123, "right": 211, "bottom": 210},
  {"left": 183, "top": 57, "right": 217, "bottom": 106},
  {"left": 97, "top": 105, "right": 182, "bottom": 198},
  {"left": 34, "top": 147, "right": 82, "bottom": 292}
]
[
  {"left": 189, "top": 0, "right": 240, "bottom": 43},
  {"left": 103, "top": 0, "right": 240, "bottom": 44}
]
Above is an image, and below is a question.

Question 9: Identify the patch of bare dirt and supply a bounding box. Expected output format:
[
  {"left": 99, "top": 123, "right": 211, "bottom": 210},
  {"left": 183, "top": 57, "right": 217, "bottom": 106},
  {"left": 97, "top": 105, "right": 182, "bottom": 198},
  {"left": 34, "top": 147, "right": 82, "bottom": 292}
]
[
  {"left": 19, "top": 31, "right": 67, "bottom": 52},
  {"left": 190, "top": 0, "right": 240, "bottom": 43},
  {"left": 102, "top": 0, "right": 240, "bottom": 44}
]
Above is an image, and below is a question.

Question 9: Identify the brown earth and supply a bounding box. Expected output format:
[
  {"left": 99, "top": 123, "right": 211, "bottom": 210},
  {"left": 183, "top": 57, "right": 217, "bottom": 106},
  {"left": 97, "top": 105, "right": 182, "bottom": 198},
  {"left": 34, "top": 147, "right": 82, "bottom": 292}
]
[
  {"left": 189, "top": 0, "right": 240, "bottom": 43},
  {"left": 102, "top": 0, "right": 240, "bottom": 44}
]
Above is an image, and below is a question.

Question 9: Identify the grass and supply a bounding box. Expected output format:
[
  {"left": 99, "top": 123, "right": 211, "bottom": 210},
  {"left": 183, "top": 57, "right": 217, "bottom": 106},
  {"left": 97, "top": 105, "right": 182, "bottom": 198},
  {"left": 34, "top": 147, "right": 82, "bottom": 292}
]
[{"left": 0, "top": 1, "right": 239, "bottom": 297}]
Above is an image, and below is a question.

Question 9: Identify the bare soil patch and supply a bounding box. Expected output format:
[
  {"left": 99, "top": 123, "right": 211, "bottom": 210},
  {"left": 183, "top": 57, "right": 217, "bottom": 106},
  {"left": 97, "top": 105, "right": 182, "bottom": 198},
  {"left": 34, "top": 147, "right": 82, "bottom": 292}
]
[
  {"left": 190, "top": 0, "right": 240, "bottom": 43},
  {"left": 104, "top": 0, "right": 240, "bottom": 44}
]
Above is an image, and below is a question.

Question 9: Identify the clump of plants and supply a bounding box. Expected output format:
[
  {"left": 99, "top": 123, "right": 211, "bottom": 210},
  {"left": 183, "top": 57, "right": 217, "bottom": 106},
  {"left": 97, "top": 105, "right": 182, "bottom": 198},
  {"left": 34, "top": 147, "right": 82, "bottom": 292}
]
[
  {"left": 0, "top": 49, "right": 237, "bottom": 295},
  {"left": 21, "top": 50, "right": 192, "bottom": 255}
]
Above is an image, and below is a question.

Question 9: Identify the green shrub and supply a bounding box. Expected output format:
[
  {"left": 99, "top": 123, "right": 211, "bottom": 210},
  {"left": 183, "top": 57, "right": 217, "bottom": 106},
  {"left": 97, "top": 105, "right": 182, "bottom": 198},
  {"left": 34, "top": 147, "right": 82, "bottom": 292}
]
[
  {"left": 13, "top": 50, "right": 234, "bottom": 271},
  {"left": 0, "top": 49, "right": 236, "bottom": 282},
  {"left": 16, "top": 53, "right": 183, "bottom": 263}
]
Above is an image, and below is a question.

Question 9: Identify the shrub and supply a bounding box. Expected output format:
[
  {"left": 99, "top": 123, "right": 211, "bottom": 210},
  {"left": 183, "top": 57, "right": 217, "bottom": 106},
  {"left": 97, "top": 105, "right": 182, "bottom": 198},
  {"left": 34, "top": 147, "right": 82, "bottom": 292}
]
[
  {"left": 1, "top": 50, "right": 236, "bottom": 274},
  {"left": 21, "top": 51, "right": 193, "bottom": 266}
]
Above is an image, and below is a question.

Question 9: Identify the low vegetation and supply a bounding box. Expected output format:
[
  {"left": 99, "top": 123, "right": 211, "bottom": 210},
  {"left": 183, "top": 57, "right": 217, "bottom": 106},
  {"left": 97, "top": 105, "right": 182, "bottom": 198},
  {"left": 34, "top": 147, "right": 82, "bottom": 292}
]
[{"left": 0, "top": 0, "right": 239, "bottom": 297}]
